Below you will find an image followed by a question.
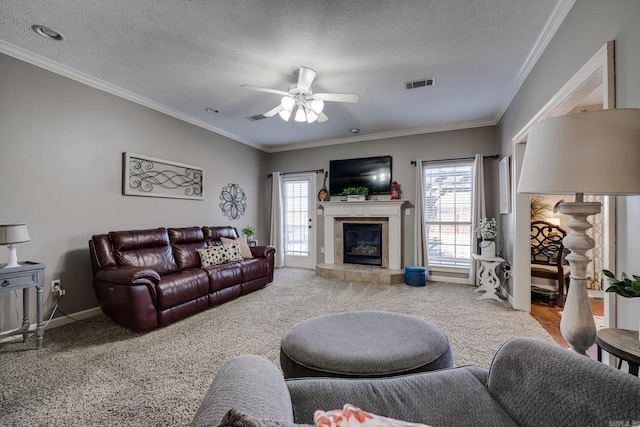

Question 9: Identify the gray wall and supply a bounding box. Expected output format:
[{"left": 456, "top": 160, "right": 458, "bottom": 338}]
[
  {"left": 498, "top": 0, "right": 640, "bottom": 327},
  {"left": 0, "top": 53, "right": 269, "bottom": 330},
  {"left": 267, "top": 127, "right": 498, "bottom": 267}
]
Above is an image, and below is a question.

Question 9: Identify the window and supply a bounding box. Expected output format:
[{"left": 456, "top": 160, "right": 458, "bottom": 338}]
[
  {"left": 283, "top": 179, "right": 309, "bottom": 256},
  {"left": 422, "top": 160, "right": 473, "bottom": 268}
]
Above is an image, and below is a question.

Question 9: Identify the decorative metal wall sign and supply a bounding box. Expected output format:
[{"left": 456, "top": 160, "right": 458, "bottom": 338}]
[
  {"left": 219, "top": 183, "right": 247, "bottom": 220},
  {"left": 123, "top": 152, "right": 204, "bottom": 200}
]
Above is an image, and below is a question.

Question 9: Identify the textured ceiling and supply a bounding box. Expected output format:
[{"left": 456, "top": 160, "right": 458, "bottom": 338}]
[{"left": 0, "top": 0, "right": 569, "bottom": 152}]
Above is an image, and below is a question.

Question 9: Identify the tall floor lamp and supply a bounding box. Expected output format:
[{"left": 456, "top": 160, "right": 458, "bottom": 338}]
[{"left": 518, "top": 108, "right": 640, "bottom": 355}]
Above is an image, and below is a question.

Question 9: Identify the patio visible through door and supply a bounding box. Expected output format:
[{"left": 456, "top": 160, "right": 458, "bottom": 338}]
[{"left": 283, "top": 173, "right": 315, "bottom": 269}]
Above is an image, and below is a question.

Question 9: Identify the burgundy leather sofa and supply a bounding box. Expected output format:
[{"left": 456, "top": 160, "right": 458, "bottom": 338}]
[{"left": 88, "top": 226, "right": 275, "bottom": 332}]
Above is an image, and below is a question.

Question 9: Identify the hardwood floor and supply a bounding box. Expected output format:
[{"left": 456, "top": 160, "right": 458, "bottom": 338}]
[{"left": 530, "top": 294, "right": 604, "bottom": 360}]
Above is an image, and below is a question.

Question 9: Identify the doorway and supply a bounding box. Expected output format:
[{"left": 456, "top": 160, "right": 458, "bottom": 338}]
[
  {"left": 511, "top": 42, "right": 616, "bottom": 327},
  {"left": 282, "top": 173, "right": 316, "bottom": 269}
]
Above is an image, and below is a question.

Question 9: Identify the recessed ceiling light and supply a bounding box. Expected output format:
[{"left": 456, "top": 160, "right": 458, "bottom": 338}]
[
  {"left": 205, "top": 108, "right": 220, "bottom": 114},
  {"left": 349, "top": 128, "right": 360, "bottom": 134},
  {"left": 31, "top": 25, "right": 64, "bottom": 41}
]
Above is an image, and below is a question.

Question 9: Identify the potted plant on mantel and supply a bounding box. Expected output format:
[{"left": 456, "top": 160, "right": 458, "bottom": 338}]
[
  {"left": 604, "top": 269, "right": 640, "bottom": 343},
  {"left": 241, "top": 225, "right": 257, "bottom": 242},
  {"left": 341, "top": 186, "right": 369, "bottom": 202}
]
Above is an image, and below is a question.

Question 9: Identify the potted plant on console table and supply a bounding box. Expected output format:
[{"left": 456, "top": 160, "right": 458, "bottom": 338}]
[
  {"left": 604, "top": 269, "right": 640, "bottom": 342},
  {"left": 341, "top": 186, "right": 369, "bottom": 202}
]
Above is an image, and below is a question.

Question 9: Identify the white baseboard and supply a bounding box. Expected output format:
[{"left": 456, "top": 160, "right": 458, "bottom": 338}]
[
  {"left": 46, "top": 307, "right": 103, "bottom": 329},
  {"left": 429, "top": 274, "right": 471, "bottom": 285}
]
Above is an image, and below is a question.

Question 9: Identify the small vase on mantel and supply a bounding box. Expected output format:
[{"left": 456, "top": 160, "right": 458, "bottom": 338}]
[{"left": 480, "top": 240, "right": 496, "bottom": 258}]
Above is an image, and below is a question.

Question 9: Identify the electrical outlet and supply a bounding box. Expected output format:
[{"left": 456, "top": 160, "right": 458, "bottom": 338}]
[{"left": 51, "top": 279, "right": 63, "bottom": 295}]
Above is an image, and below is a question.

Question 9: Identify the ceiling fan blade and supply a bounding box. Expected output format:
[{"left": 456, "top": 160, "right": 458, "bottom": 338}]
[
  {"left": 263, "top": 105, "right": 284, "bottom": 117},
  {"left": 297, "top": 67, "right": 317, "bottom": 91},
  {"left": 241, "top": 84, "right": 289, "bottom": 96},
  {"left": 313, "top": 93, "right": 359, "bottom": 103},
  {"left": 317, "top": 112, "right": 329, "bottom": 123}
]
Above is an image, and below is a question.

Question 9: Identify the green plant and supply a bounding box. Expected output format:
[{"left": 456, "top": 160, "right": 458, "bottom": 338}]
[
  {"left": 341, "top": 186, "right": 369, "bottom": 196},
  {"left": 241, "top": 225, "right": 256, "bottom": 237},
  {"left": 603, "top": 270, "right": 640, "bottom": 298}
]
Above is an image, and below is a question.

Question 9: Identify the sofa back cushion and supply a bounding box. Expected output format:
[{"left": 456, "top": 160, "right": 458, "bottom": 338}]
[
  {"left": 110, "top": 228, "right": 178, "bottom": 276},
  {"left": 203, "top": 226, "right": 239, "bottom": 246},
  {"left": 487, "top": 337, "right": 640, "bottom": 427},
  {"left": 168, "top": 227, "right": 207, "bottom": 270}
]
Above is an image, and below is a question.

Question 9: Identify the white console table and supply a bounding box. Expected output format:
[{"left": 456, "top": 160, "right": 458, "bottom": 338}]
[{"left": 471, "top": 254, "right": 504, "bottom": 302}]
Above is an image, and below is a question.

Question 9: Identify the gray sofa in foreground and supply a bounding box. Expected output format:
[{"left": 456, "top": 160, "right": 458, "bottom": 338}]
[{"left": 192, "top": 337, "right": 640, "bottom": 427}]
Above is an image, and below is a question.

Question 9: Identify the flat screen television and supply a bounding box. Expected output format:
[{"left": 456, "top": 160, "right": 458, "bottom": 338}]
[{"left": 329, "top": 155, "right": 392, "bottom": 195}]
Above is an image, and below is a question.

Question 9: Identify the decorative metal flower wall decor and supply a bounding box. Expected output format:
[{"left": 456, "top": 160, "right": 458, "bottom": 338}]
[{"left": 219, "top": 183, "right": 247, "bottom": 220}]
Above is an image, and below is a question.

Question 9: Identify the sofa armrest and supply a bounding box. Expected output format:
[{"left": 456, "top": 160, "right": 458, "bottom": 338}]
[
  {"left": 192, "top": 355, "right": 294, "bottom": 427},
  {"left": 94, "top": 266, "right": 161, "bottom": 285},
  {"left": 487, "top": 337, "right": 640, "bottom": 427},
  {"left": 286, "top": 366, "right": 516, "bottom": 427},
  {"left": 250, "top": 245, "right": 276, "bottom": 258}
]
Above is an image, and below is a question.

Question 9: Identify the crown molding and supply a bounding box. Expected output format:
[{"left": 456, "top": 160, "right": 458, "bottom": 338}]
[
  {"left": 263, "top": 118, "right": 498, "bottom": 153},
  {"left": 0, "top": 40, "right": 264, "bottom": 151},
  {"left": 494, "top": 0, "right": 576, "bottom": 122}
]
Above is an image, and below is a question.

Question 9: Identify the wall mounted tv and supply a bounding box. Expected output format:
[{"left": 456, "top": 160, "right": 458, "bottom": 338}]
[{"left": 329, "top": 155, "right": 392, "bottom": 195}]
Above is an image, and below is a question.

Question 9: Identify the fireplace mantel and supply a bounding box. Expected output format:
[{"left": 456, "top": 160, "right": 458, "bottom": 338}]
[{"left": 320, "top": 200, "right": 409, "bottom": 270}]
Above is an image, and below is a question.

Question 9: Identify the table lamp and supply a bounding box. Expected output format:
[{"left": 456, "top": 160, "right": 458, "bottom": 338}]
[
  {"left": 0, "top": 224, "right": 31, "bottom": 268},
  {"left": 518, "top": 108, "right": 640, "bottom": 355}
]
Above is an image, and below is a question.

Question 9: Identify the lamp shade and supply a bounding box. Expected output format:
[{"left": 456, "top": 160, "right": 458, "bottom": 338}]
[
  {"left": 518, "top": 109, "right": 640, "bottom": 195},
  {"left": 0, "top": 224, "right": 31, "bottom": 245}
]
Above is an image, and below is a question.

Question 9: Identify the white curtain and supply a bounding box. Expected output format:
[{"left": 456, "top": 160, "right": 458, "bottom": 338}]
[
  {"left": 413, "top": 159, "right": 428, "bottom": 267},
  {"left": 468, "top": 154, "right": 486, "bottom": 285},
  {"left": 269, "top": 171, "right": 285, "bottom": 268}
]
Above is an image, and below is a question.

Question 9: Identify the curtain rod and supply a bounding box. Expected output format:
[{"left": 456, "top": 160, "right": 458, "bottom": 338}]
[
  {"left": 411, "top": 155, "right": 499, "bottom": 166},
  {"left": 267, "top": 168, "right": 324, "bottom": 178}
]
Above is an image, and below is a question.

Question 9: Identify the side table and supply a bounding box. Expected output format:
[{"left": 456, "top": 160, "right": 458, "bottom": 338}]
[
  {"left": 247, "top": 239, "right": 258, "bottom": 247},
  {"left": 0, "top": 261, "right": 46, "bottom": 349},
  {"left": 471, "top": 254, "right": 504, "bottom": 301},
  {"left": 596, "top": 328, "right": 640, "bottom": 376}
]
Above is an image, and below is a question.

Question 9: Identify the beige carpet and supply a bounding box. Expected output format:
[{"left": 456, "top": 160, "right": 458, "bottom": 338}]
[{"left": 0, "top": 268, "right": 554, "bottom": 426}]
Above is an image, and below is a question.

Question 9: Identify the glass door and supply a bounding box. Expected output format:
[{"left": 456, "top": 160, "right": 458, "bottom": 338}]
[{"left": 283, "top": 173, "right": 316, "bottom": 269}]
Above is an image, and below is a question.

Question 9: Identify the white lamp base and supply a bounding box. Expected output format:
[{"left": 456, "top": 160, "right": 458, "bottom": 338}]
[
  {"left": 557, "top": 201, "right": 600, "bottom": 355},
  {"left": 4, "top": 244, "right": 21, "bottom": 268}
]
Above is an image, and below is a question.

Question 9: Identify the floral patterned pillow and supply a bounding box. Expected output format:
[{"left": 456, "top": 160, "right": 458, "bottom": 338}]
[
  {"left": 314, "top": 404, "right": 432, "bottom": 427},
  {"left": 198, "top": 243, "right": 243, "bottom": 267}
]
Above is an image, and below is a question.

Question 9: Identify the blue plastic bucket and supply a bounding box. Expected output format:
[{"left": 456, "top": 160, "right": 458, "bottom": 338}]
[{"left": 404, "top": 266, "right": 427, "bottom": 287}]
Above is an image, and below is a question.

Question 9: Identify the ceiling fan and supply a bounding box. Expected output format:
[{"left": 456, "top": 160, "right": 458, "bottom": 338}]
[{"left": 241, "top": 66, "right": 359, "bottom": 123}]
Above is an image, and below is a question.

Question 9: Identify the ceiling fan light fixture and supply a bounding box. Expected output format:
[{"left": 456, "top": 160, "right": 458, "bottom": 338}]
[
  {"left": 279, "top": 109, "right": 292, "bottom": 121},
  {"left": 294, "top": 105, "right": 306, "bottom": 122},
  {"left": 306, "top": 108, "right": 318, "bottom": 123},
  {"left": 281, "top": 96, "right": 295, "bottom": 111},
  {"left": 310, "top": 99, "right": 324, "bottom": 114}
]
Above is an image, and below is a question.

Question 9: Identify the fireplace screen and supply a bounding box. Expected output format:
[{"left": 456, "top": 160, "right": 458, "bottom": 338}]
[{"left": 343, "top": 223, "right": 382, "bottom": 266}]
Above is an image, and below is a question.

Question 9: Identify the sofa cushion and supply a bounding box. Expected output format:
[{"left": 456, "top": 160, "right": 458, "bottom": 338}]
[
  {"left": 110, "top": 228, "right": 178, "bottom": 275},
  {"left": 203, "top": 263, "right": 243, "bottom": 292},
  {"left": 199, "top": 244, "right": 243, "bottom": 267},
  {"left": 155, "top": 269, "right": 209, "bottom": 310},
  {"left": 287, "top": 366, "right": 516, "bottom": 426},
  {"left": 238, "top": 258, "right": 269, "bottom": 282},
  {"left": 168, "top": 227, "right": 207, "bottom": 270},
  {"left": 203, "top": 226, "right": 239, "bottom": 245},
  {"left": 221, "top": 235, "right": 254, "bottom": 259}
]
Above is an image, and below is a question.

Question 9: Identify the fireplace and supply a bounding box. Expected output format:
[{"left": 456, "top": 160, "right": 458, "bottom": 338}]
[{"left": 343, "top": 223, "right": 383, "bottom": 266}]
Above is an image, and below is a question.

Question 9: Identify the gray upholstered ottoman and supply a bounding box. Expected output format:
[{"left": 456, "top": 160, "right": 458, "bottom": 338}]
[{"left": 280, "top": 311, "right": 452, "bottom": 379}]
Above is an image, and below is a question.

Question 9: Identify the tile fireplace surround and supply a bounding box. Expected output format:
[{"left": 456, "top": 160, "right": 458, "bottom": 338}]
[{"left": 317, "top": 200, "right": 409, "bottom": 285}]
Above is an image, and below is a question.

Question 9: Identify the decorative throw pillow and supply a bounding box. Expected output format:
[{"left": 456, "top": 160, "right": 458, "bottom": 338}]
[
  {"left": 198, "top": 244, "right": 243, "bottom": 267},
  {"left": 217, "top": 408, "right": 313, "bottom": 427},
  {"left": 221, "top": 235, "right": 254, "bottom": 259},
  {"left": 314, "top": 404, "right": 432, "bottom": 427}
]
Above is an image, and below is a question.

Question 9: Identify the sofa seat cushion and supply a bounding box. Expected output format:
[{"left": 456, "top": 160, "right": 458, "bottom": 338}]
[
  {"left": 239, "top": 258, "right": 269, "bottom": 282},
  {"left": 204, "top": 263, "right": 243, "bottom": 292},
  {"left": 156, "top": 269, "right": 209, "bottom": 310},
  {"left": 287, "top": 366, "right": 516, "bottom": 427}
]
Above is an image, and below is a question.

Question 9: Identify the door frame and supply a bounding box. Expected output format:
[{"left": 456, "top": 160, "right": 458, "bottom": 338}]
[
  {"left": 510, "top": 42, "right": 616, "bottom": 326},
  {"left": 282, "top": 172, "right": 317, "bottom": 269}
]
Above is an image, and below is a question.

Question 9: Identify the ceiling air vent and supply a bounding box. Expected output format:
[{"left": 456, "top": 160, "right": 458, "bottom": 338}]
[
  {"left": 247, "top": 114, "right": 267, "bottom": 121},
  {"left": 405, "top": 77, "right": 435, "bottom": 90}
]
